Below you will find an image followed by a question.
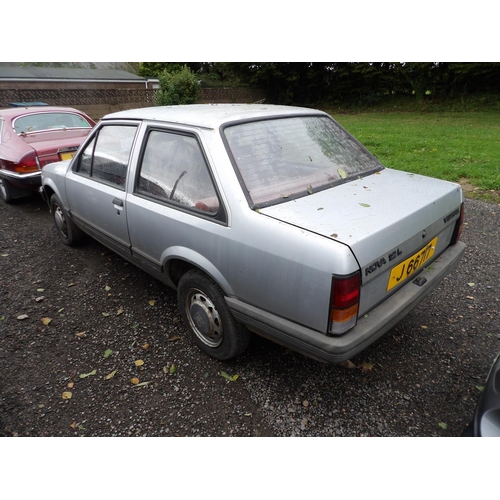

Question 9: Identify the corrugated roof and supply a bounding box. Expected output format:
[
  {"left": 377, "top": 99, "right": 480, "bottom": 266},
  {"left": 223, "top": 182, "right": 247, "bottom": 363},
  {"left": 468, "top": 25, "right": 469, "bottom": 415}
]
[{"left": 0, "top": 66, "right": 145, "bottom": 81}]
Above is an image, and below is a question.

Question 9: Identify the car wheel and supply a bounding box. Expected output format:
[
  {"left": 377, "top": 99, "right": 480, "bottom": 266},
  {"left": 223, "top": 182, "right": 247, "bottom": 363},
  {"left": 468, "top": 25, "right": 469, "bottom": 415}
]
[
  {"left": 50, "top": 194, "right": 84, "bottom": 246},
  {"left": 177, "top": 269, "right": 251, "bottom": 361},
  {"left": 0, "top": 178, "right": 14, "bottom": 203}
]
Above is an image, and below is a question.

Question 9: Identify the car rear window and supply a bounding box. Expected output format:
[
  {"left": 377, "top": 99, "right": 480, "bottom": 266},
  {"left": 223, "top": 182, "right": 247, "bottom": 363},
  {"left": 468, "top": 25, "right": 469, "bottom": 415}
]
[
  {"left": 224, "top": 115, "right": 383, "bottom": 207},
  {"left": 13, "top": 112, "right": 92, "bottom": 134}
]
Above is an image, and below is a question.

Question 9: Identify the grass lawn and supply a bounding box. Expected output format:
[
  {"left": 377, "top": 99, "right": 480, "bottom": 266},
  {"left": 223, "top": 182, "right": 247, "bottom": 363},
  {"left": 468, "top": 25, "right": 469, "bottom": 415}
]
[{"left": 329, "top": 111, "right": 500, "bottom": 203}]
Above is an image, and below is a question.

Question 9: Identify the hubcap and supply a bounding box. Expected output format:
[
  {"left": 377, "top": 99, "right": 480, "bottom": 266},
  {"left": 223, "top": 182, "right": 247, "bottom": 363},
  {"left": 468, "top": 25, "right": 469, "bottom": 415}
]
[
  {"left": 54, "top": 206, "right": 68, "bottom": 238},
  {"left": 185, "top": 289, "right": 223, "bottom": 348}
]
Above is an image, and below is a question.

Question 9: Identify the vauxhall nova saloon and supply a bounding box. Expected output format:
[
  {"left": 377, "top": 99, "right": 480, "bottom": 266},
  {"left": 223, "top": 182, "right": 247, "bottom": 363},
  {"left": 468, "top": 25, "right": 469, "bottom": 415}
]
[{"left": 40, "top": 104, "right": 466, "bottom": 363}]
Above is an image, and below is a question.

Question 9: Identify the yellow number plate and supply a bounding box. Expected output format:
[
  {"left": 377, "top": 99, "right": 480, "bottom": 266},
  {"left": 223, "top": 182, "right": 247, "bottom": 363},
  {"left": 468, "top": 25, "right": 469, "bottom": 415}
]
[
  {"left": 387, "top": 237, "right": 438, "bottom": 291},
  {"left": 60, "top": 152, "right": 75, "bottom": 161}
]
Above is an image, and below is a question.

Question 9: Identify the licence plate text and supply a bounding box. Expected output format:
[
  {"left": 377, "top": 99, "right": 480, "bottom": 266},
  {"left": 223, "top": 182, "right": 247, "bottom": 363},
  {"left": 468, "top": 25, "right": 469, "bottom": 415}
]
[{"left": 387, "top": 237, "right": 438, "bottom": 291}]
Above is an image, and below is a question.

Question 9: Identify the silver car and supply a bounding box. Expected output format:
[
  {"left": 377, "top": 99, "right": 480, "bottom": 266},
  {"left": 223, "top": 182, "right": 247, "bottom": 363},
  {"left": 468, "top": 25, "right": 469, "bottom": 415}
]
[{"left": 40, "top": 104, "right": 466, "bottom": 363}]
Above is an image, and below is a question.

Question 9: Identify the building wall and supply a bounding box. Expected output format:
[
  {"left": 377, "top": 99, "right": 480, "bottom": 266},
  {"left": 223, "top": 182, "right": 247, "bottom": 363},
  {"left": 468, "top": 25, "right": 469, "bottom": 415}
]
[{"left": 0, "top": 82, "right": 266, "bottom": 120}]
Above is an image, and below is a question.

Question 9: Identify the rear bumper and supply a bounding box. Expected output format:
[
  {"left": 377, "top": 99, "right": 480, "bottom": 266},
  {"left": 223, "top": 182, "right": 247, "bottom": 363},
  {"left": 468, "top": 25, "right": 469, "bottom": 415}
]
[
  {"left": 226, "top": 241, "right": 466, "bottom": 363},
  {"left": 0, "top": 169, "right": 41, "bottom": 190}
]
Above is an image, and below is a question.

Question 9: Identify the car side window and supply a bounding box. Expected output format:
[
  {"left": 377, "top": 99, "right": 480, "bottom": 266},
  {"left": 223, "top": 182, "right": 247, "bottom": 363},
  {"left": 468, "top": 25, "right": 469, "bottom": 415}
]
[
  {"left": 137, "top": 130, "right": 220, "bottom": 214},
  {"left": 74, "top": 124, "right": 137, "bottom": 189}
]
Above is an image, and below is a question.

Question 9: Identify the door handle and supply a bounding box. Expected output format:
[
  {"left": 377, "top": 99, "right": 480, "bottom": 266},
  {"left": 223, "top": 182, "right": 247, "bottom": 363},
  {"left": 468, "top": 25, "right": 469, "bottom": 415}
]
[{"left": 112, "top": 198, "right": 124, "bottom": 207}]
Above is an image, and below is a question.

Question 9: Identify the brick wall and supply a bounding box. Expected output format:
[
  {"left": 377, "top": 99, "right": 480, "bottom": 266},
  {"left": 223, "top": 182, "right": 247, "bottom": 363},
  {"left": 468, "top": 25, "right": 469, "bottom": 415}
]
[{"left": 0, "top": 85, "right": 266, "bottom": 121}]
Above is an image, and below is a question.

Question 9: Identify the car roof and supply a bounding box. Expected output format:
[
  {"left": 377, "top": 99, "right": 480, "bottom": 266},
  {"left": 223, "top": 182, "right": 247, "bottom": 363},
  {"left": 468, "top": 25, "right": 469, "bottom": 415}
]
[
  {"left": 0, "top": 106, "right": 89, "bottom": 119},
  {"left": 102, "top": 104, "right": 328, "bottom": 129}
]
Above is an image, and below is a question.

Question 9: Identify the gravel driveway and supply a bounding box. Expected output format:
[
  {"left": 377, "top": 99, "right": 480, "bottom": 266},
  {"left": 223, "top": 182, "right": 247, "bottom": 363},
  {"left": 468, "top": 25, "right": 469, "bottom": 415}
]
[{"left": 0, "top": 194, "right": 498, "bottom": 437}]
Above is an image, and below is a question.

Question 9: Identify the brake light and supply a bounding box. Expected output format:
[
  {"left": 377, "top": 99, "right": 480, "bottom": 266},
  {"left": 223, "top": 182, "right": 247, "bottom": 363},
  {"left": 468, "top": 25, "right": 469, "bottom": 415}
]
[
  {"left": 451, "top": 202, "right": 465, "bottom": 245},
  {"left": 2, "top": 151, "right": 41, "bottom": 174},
  {"left": 328, "top": 272, "right": 360, "bottom": 335}
]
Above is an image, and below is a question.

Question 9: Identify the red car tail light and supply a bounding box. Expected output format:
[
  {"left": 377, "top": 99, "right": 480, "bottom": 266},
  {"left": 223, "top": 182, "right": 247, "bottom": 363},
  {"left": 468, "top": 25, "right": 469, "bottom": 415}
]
[
  {"left": 15, "top": 151, "right": 40, "bottom": 173},
  {"left": 0, "top": 151, "right": 41, "bottom": 174},
  {"left": 451, "top": 202, "right": 465, "bottom": 245},
  {"left": 328, "top": 272, "right": 360, "bottom": 335}
]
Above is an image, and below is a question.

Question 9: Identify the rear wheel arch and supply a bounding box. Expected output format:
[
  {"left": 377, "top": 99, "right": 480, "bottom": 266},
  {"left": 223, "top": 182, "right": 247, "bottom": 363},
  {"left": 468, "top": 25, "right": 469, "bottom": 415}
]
[{"left": 162, "top": 250, "right": 234, "bottom": 295}]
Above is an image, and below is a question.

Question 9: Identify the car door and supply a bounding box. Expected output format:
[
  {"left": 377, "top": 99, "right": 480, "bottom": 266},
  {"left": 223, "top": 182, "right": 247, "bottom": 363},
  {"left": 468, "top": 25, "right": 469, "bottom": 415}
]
[
  {"left": 125, "top": 127, "right": 226, "bottom": 279},
  {"left": 65, "top": 122, "right": 139, "bottom": 259}
]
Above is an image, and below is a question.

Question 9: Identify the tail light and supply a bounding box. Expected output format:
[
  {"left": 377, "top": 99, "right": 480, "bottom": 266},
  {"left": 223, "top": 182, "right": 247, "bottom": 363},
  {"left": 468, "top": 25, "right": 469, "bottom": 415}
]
[
  {"left": 328, "top": 272, "right": 360, "bottom": 335},
  {"left": 0, "top": 151, "right": 40, "bottom": 174},
  {"left": 451, "top": 202, "right": 465, "bottom": 245}
]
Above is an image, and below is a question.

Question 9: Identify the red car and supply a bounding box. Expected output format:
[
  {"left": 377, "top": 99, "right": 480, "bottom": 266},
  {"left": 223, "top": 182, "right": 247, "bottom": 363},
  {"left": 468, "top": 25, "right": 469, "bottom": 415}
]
[{"left": 0, "top": 106, "right": 96, "bottom": 203}]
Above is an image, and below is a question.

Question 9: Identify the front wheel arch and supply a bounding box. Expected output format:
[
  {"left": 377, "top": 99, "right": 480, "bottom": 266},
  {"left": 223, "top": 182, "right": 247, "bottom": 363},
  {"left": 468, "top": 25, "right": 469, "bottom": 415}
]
[{"left": 50, "top": 194, "right": 84, "bottom": 246}]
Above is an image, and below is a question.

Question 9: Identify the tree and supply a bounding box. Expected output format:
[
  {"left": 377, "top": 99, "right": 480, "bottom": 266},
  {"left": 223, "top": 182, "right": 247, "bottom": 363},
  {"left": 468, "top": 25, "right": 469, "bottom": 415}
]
[{"left": 155, "top": 65, "right": 200, "bottom": 106}]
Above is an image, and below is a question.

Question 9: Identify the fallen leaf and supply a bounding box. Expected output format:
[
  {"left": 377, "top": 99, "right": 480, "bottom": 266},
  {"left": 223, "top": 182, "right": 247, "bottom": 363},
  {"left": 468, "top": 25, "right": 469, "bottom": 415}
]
[
  {"left": 148, "top": 300, "right": 155, "bottom": 306},
  {"left": 130, "top": 377, "right": 140, "bottom": 385},
  {"left": 79, "top": 369, "right": 97, "bottom": 379},
  {"left": 37, "top": 288, "right": 44, "bottom": 292},
  {"left": 41, "top": 317, "right": 52, "bottom": 326},
  {"left": 17, "top": 314, "right": 29, "bottom": 320},
  {"left": 75, "top": 331, "right": 86, "bottom": 338},
  {"left": 62, "top": 391, "right": 72, "bottom": 400},
  {"left": 134, "top": 359, "right": 144, "bottom": 367},
  {"left": 103, "top": 349, "right": 113, "bottom": 358},
  {"left": 35, "top": 296, "right": 45, "bottom": 303},
  {"left": 105, "top": 285, "right": 111, "bottom": 291},
  {"left": 67, "top": 283, "right": 76, "bottom": 287},
  {"left": 219, "top": 371, "right": 239, "bottom": 382},
  {"left": 167, "top": 336, "right": 181, "bottom": 342},
  {"left": 340, "top": 360, "right": 356, "bottom": 369},
  {"left": 476, "top": 385, "right": 485, "bottom": 392},
  {"left": 359, "top": 203, "right": 371, "bottom": 208},
  {"left": 67, "top": 382, "right": 74, "bottom": 389},
  {"left": 70, "top": 421, "right": 77, "bottom": 430},
  {"left": 317, "top": 207, "right": 324, "bottom": 211},
  {"left": 116, "top": 308, "right": 124, "bottom": 316},
  {"left": 421, "top": 325, "right": 428, "bottom": 329},
  {"left": 141, "top": 343, "right": 150, "bottom": 350},
  {"left": 307, "top": 185, "right": 313, "bottom": 195},
  {"left": 330, "top": 233, "right": 338, "bottom": 238},
  {"left": 1, "top": 253, "right": 8, "bottom": 257},
  {"left": 338, "top": 167, "right": 347, "bottom": 179},
  {"left": 102, "top": 312, "right": 110, "bottom": 317},
  {"left": 169, "top": 364, "right": 177, "bottom": 374},
  {"left": 438, "top": 422, "right": 447, "bottom": 430},
  {"left": 360, "top": 362, "right": 374, "bottom": 372},
  {"left": 467, "top": 283, "right": 475, "bottom": 287},
  {"left": 105, "top": 370, "right": 117, "bottom": 380}
]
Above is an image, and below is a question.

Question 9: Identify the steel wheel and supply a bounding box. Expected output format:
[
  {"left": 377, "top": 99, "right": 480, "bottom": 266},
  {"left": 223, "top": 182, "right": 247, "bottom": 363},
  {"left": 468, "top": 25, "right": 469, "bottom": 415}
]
[
  {"left": 50, "top": 194, "right": 84, "bottom": 246},
  {"left": 184, "top": 287, "right": 224, "bottom": 348},
  {"left": 177, "top": 270, "right": 250, "bottom": 361},
  {"left": 54, "top": 204, "right": 69, "bottom": 239}
]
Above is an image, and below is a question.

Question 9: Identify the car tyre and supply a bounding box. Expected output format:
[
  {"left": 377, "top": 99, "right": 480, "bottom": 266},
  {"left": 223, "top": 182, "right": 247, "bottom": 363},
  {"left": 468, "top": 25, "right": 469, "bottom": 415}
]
[
  {"left": 50, "top": 194, "right": 84, "bottom": 246},
  {"left": 0, "top": 178, "right": 15, "bottom": 203},
  {"left": 177, "top": 269, "right": 251, "bottom": 361}
]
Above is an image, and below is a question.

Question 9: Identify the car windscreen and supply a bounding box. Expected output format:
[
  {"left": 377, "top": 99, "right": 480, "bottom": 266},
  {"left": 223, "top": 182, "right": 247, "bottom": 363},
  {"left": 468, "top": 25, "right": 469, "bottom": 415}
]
[
  {"left": 13, "top": 112, "right": 93, "bottom": 134},
  {"left": 224, "top": 115, "right": 383, "bottom": 207}
]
